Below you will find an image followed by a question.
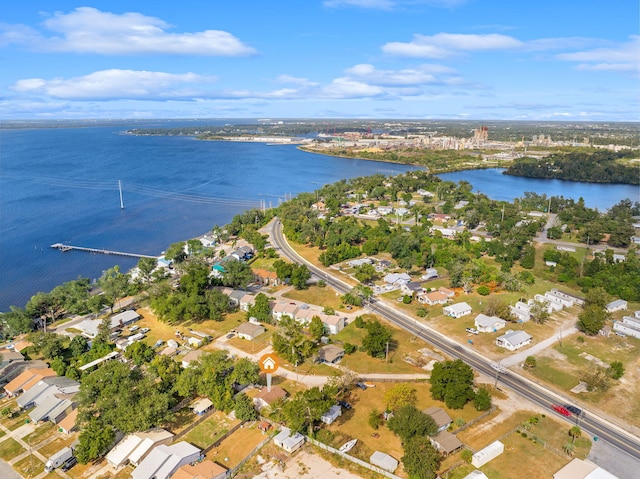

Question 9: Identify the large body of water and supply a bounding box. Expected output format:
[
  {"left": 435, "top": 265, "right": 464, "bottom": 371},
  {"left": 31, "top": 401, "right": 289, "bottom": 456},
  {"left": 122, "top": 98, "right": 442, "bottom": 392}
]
[{"left": 1, "top": 123, "right": 638, "bottom": 311}]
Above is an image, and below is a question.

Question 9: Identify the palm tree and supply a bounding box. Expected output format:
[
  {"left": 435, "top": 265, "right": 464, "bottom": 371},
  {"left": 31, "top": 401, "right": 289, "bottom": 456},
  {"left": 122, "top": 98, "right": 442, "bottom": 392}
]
[
  {"left": 563, "top": 442, "right": 575, "bottom": 457},
  {"left": 569, "top": 425, "right": 582, "bottom": 444}
]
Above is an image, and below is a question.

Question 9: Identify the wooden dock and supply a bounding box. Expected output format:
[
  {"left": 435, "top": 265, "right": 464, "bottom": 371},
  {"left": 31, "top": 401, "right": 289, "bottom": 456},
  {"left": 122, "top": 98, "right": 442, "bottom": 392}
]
[{"left": 50, "top": 243, "right": 157, "bottom": 259}]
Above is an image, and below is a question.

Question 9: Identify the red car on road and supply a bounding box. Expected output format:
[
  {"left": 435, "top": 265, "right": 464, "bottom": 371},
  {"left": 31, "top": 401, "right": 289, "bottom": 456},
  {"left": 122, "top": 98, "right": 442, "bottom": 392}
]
[{"left": 552, "top": 404, "right": 571, "bottom": 417}]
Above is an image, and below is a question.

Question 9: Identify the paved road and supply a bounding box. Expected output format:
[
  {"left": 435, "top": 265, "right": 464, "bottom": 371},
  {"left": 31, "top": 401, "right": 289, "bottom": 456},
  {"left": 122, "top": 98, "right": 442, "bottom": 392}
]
[{"left": 266, "top": 217, "right": 640, "bottom": 459}]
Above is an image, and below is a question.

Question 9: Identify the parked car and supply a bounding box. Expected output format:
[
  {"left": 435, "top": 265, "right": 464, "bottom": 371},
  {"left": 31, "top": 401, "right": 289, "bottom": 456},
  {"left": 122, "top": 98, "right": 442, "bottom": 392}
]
[
  {"left": 552, "top": 404, "right": 571, "bottom": 417},
  {"left": 565, "top": 405, "right": 582, "bottom": 416},
  {"left": 356, "top": 382, "right": 367, "bottom": 390},
  {"left": 129, "top": 325, "right": 139, "bottom": 332},
  {"left": 154, "top": 340, "right": 164, "bottom": 348},
  {"left": 139, "top": 327, "right": 150, "bottom": 334},
  {"left": 465, "top": 327, "right": 479, "bottom": 335},
  {"left": 338, "top": 400, "right": 352, "bottom": 410},
  {"left": 61, "top": 456, "right": 77, "bottom": 472},
  {"left": 226, "top": 333, "right": 235, "bottom": 339}
]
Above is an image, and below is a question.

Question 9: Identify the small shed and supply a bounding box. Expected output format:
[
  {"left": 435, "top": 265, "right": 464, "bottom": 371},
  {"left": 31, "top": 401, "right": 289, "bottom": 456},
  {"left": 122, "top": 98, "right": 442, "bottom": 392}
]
[
  {"left": 273, "top": 427, "right": 305, "bottom": 453},
  {"left": 192, "top": 398, "right": 213, "bottom": 416},
  {"left": 187, "top": 337, "right": 203, "bottom": 348},
  {"left": 370, "top": 451, "right": 398, "bottom": 473}
]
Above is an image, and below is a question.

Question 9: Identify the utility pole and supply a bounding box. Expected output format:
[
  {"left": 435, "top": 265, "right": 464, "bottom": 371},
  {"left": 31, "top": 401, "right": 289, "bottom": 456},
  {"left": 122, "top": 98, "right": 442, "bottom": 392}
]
[{"left": 385, "top": 341, "right": 389, "bottom": 363}]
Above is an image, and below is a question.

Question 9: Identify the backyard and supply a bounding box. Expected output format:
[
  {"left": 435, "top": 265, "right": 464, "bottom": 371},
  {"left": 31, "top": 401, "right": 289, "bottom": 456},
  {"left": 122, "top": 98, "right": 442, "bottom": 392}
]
[{"left": 181, "top": 411, "right": 240, "bottom": 450}]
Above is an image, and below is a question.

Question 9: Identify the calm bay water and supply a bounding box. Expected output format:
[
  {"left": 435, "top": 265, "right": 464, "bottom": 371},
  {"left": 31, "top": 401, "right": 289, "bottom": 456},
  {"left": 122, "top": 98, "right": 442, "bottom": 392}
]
[
  {"left": 1, "top": 123, "right": 638, "bottom": 311},
  {"left": 0, "top": 124, "right": 416, "bottom": 310}
]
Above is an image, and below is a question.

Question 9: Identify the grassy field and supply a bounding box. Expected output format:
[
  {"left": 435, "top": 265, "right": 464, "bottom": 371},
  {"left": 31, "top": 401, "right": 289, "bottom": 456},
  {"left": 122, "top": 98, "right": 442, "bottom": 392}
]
[
  {"left": 524, "top": 332, "right": 640, "bottom": 426},
  {"left": 163, "top": 406, "right": 200, "bottom": 435},
  {"left": 282, "top": 285, "right": 352, "bottom": 312},
  {"left": 37, "top": 435, "right": 78, "bottom": 458},
  {"left": 333, "top": 315, "right": 436, "bottom": 374},
  {"left": 12, "top": 454, "right": 45, "bottom": 478},
  {"left": 22, "top": 422, "right": 55, "bottom": 447},
  {"left": 0, "top": 438, "right": 25, "bottom": 461},
  {"left": 205, "top": 421, "right": 268, "bottom": 468},
  {"left": 325, "top": 381, "right": 483, "bottom": 468},
  {"left": 181, "top": 411, "right": 240, "bottom": 450}
]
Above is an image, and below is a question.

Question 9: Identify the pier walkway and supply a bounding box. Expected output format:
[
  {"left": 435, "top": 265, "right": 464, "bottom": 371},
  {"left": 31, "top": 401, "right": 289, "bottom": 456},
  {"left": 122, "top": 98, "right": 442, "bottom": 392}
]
[{"left": 50, "top": 243, "right": 156, "bottom": 259}]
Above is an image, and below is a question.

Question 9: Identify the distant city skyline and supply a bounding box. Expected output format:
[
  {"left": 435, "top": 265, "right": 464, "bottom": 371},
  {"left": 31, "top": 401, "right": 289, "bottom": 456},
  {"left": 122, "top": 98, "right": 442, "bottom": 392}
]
[{"left": 1, "top": 1, "right": 638, "bottom": 120}]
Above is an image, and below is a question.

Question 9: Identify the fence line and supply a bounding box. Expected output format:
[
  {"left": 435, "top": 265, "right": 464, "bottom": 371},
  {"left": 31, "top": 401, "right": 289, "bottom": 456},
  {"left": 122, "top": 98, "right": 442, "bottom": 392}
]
[
  {"left": 226, "top": 432, "right": 276, "bottom": 478},
  {"left": 172, "top": 408, "right": 215, "bottom": 441},
  {"left": 305, "top": 436, "right": 403, "bottom": 479},
  {"left": 202, "top": 421, "right": 246, "bottom": 455},
  {"left": 452, "top": 406, "right": 497, "bottom": 434}
]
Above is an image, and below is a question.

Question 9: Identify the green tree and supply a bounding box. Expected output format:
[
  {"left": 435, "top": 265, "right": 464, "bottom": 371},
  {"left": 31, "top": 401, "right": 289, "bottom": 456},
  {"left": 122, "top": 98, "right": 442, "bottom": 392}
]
[
  {"left": 98, "top": 266, "right": 131, "bottom": 313},
  {"left": 137, "top": 257, "right": 157, "bottom": 284},
  {"left": 75, "top": 420, "right": 115, "bottom": 464},
  {"left": 608, "top": 361, "right": 624, "bottom": 379},
  {"left": 384, "top": 384, "right": 417, "bottom": 411},
  {"left": 529, "top": 299, "right": 551, "bottom": 324},
  {"left": 221, "top": 259, "right": 253, "bottom": 289},
  {"left": 0, "top": 307, "right": 34, "bottom": 338},
  {"left": 282, "top": 386, "right": 336, "bottom": 435},
  {"left": 401, "top": 436, "right": 441, "bottom": 479},
  {"left": 69, "top": 335, "right": 89, "bottom": 357},
  {"left": 461, "top": 449, "right": 473, "bottom": 463},
  {"left": 247, "top": 293, "right": 272, "bottom": 324},
  {"left": 524, "top": 356, "right": 537, "bottom": 369},
  {"left": 368, "top": 409, "right": 383, "bottom": 430},
  {"left": 361, "top": 320, "right": 392, "bottom": 359},
  {"left": 27, "top": 331, "right": 65, "bottom": 360},
  {"left": 577, "top": 305, "right": 609, "bottom": 335},
  {"left": 291, "top": 264, "right": 311, "bottom": 290},
  {"left": 50, "top": 356, "right": 68, "bottom": 376},
  {"left": 234, "top": 393, "right": 258, "bottom": 421},
  {"left": 309, "top": 316, "right": 325, "bottom": 342},
  {"left": 429, "top": 359, "right": 475, "bottom": 409},
  {"left": 569, "top": 426, "right": 582, "bottom": 445},
  {"left": 388, "top": 405, "right": 438, "bottom": 443},
  {"left": 355, "top": 263, "right": 378, "bottom": 284},
  {"left": 473, "top": 387, "right": 492, "bottom": 411},
  {"left": 124, "top": 341, "right": 156, "bottom": 366}
]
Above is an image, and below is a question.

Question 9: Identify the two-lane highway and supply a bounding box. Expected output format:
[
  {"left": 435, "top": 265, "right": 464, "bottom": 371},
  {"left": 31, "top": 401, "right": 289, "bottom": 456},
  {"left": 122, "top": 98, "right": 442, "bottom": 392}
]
[{"left": 268, "top": 218, "right": 640, "bottom": 459}]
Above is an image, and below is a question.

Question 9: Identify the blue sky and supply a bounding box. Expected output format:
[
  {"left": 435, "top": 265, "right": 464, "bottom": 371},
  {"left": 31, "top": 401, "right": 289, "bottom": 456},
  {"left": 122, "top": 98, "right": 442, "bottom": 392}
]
[{"left": 1, "top": 0, "right": 638, "bottom": 120}]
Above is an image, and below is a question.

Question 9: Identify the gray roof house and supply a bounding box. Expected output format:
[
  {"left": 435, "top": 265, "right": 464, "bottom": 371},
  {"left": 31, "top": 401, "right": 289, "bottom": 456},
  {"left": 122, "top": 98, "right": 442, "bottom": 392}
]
[
  {"left": 317, "top": 344, "right": 345, "bottom": 364},
  {"left": 606, "top": 299, "right": 628, "bottom": 313},
  {"left": 443, "top": 302, "right": 472, "bottom": 318},
  {"left": 273, "top": 427, "right": 305, "bottom": 453},
  {"left": 370, "top": 451, "right": 398, "bottom": 473},
  {"left": 496, "top": 330, "right": 532, "bottom": 351},
  {"left": 321, "top": 405, "right": 342, "bottom": 425},
  {"left": 132, "top": 442, "right": 200, "bottom": 479},
  {"left": 106, "top": 429, "right": 174, "bottom": 469},
  {"left": 236, "top": 322, "right": 265, "bottom": 340},
  {"left": 17, "top": 377, "right": 80, "bottom": 410},
  {"left": 474, "top": 314, "right": 507, "bottom": 333},
  {"left": 423, "top": 406, "right": 452, "bottom": 433}
]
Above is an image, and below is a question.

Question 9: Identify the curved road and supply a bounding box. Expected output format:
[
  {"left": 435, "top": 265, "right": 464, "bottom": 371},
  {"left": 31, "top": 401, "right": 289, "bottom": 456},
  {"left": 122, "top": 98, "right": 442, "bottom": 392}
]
[{"left": 267, "top": 218, "right": 640, "bottom": 459}]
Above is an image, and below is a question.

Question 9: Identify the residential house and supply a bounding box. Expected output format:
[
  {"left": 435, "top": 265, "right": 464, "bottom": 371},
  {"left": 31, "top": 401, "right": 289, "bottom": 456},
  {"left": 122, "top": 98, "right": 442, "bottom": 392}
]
[
  {"left": 431, "top": 226, "right": 456, "bottom": 238},
  {"left": 321, "top": 405, "right": 342, "bottom": 425},
  {"left": 273, "top": 427, "right": 305, "bottom": 453},
  {"left": 401, "top": 281, "right": 424, "bottom": 297},
  {"left": 383, "top": 272, "right": 411, "bottom": 290},
  {"left": 430, "top": 431, "right": 464, "bottom": 456},
  {"left": 317, "top": 345, "right": 345, "bottom": 364},
  {"left": 228, "top": 290, "right": 245, "bottom": 307},
  {"left": 17, "top": 376, "right": 79, "bottom": 410},
  {"left": 132, "top": 442, "right": 201, "bottom": 479},
  {"left": 377, "top": 206, "right": 394, "bottom": 216},
  {"left": 438, "top": 287, "right": 455, "bottom": 298},
  {"left": 57, "top": 409, "right": 78, "bottom": 434},
  {"left": 107, "top": 429, "right": 174, "bottom": 469},
  {"left": 370, "top": 451, "right": 399, "bottom": 473},
  {"left": 534, "top": 294, "right": 563, "bottom": 313},
  {"left": 423, "top": 407, "right": 452, "bottom": 432},
  {"left": 181, "top": 350, "right": 205, "bottom": 369},
  {"left": 253, "top": 386, "right": 287, "bottom": 411},
  {"left": 236, "top": 322, "right": 265, "bottom": 340},
  {"left": 550, "top": 288, "right": 585, "bottom": 306},
  {"left": 474, "top": 314, "right": 507, "bottom": 333},
  {"left": 496, "top": 330, "right": 532, "bottom": 351},
  {"left": 510, "top": 302, "right": 531, "bottom": 322},
  {"left": 272, "top": 302, "right": 299, "bottom": 321},
  {"left": 553, "top": 458, "right": 617, "bottom": 479},
  {"left": 418, "top": 291, "right": 449, "bottom": 306},
  {"left": 253, "top": 268, "right": 279, "bottom": 286},
  {"left": 416, "top": 189, "right": 434, "bottom": 197},
  {"left": 431, "top": 213, "right": 451, "bottom": 222},
  {"left": 239, "top": 294, "right": 255, "bottom": 312},
  {"left": 544, "top": 291, "right": 574, "bottom": 308},
  {"left": 192, "top": 398, "right": 213, "bottom": 416},
  {"left": 323, "top": 314, "right": 345, "bottom": 335},
  {"left": 187, "top": 337, "right": 203, "bottom": 349},
  {"left": 171, "top": 461, "right": 227, "bottom": 479},
  {"left": 613, "top": 316, "right": 640, "bottom": 339},
  {"left": 443, "top": 302, "right": 472, "bottom": 318},
  {"left": 422, "top": 267, "right": 439, "bottom": 280},
  {"left": 606, "top": 299, "right": 628, "bottom": 313},
  {"left": 347, "top": 258, "right": 374, "bottom": 268},
  {"left": 4, "top": 368, "right": 56, "bottom": 398}
]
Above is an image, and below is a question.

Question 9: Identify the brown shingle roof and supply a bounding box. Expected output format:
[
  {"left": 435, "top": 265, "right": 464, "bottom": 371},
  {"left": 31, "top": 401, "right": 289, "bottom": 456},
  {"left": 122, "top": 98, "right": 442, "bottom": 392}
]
[{"left": 423, "top": 406, "right": 452, "bottom": 428}]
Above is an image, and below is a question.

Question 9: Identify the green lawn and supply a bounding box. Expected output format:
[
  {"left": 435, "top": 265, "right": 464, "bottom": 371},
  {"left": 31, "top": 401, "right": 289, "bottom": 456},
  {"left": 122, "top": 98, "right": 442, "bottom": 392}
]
[
  {"left": 0, "top": 438, "right": 25, "bottom": 461},
  {"left": 13, "top": 454, "right": 45, "bottom": 479},
  {"left": 283, "top": 285, "right": 351, "bottom": 312},
  {"left": 22, "top": 422, "right": 56, "bottom": 447},
  {"left": 181, "top": 412, "right": 240, "bottom": 449}
]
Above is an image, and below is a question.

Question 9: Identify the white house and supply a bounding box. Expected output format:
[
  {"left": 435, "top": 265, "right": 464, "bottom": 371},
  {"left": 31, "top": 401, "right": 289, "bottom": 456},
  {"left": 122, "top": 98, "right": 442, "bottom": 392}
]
[
  {"left": 606, "top": 299, "right": 628, "bottom": 313},
  {"left": 239, "top": 294, "right": 255, "bottom": 312},
  {"left": 534, "top": 294, "right": 563, "bottom": 313},
  {"left": 418, "top": 291, "right": 449, "bottom": 306},
  {"left": 401, "top": 281, "right": 424, "bottom": 297},
  {"left": 272, "top": 302, "right": 299, "bottom": 321},
  {"left": 544, "top": 291, "right": 574, "bottom": 308},
  {"left": 273, "top": 427, "right": 305, "bottom": 453},
  {"left": 443, "top": 302, "right": 472, "bottom": 318},
  {"left": 321, "top": 405, "right": 342, "bottom": 425},
  {"left": 423, "top": 268, "right": 438, "bottom": 280},
  {"left": 474, "top": 314, "right": 507, "bottom": 333},
  {"left": 236, "top": 322, "right": 265, "bottom": 340},
  {"left": 323, "top": 314, "right": 345, "bottom": 335},
  {"left": 613, "top": 316, "right": 640, "bottom": 339},
  {"left": 496, "top": 330, "right": 532, "bottom": 351},
  {"left": 510, "top": 302, "right": 531, "bottom": 322},
  {"left": 132, "top": 442, "right": 200, "bottom": 479},
  {"left": 383, "top": 272, "right": 411, "bottom": 290}
]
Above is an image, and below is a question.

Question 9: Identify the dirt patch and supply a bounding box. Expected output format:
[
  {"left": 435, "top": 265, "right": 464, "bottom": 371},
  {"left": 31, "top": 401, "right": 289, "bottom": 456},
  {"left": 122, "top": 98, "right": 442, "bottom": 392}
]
[{"left": 252, "top": 449, "right": 366, "bottom": 479}]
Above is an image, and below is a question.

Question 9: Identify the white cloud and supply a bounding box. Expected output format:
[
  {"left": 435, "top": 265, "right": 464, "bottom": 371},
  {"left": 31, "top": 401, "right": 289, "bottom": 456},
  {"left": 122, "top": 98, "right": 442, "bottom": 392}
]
[
  {"left": 12, "top": 70, "right": 216, "bottom": 100},
  {"left": 344, "top": 63, "right": 454, "bottom": 85},
  {"left": 556, "top": 35, "right": 639, "bottom": 73},
  {"left": 2, "top": 7, "right": 256, "bottom": 56},
  {"left": 275, "top": 75, "right": 319, "bottom": 87},
  {"left": 383, "top": 33, "right": 522, "bottom": 58}
]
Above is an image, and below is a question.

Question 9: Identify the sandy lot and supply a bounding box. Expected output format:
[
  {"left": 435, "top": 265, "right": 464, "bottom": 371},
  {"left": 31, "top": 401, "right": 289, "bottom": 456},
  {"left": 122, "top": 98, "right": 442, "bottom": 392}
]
[{"left": 252, "top": 450, "right": 365, "bottom": 479}]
